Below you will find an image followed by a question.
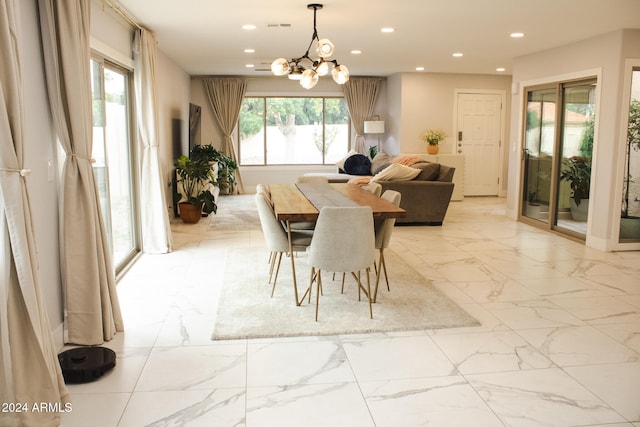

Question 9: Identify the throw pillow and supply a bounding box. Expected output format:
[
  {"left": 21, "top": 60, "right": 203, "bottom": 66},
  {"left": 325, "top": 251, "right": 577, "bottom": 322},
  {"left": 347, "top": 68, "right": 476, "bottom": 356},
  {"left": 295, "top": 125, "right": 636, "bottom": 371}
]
[
  {"left": 411, "top": 162, "right": 440, "bottom": 181},
  {"left": 370, "top": 151, "right": 392, "bottom": 175},
  {"left": 343, "top": 154, "right": 372, "bottom": 176},
  {"left": 392, "top": 154, "right": 425, "bottom": 166},
  {"left": 373, "top": 162, "right": 392, "bottom": 175},
  {"left": 336, "top": 149, "right": 358, "bottom": 170},
  {"left": 371, "top": 162, "right": 422, "bottom": 182}
]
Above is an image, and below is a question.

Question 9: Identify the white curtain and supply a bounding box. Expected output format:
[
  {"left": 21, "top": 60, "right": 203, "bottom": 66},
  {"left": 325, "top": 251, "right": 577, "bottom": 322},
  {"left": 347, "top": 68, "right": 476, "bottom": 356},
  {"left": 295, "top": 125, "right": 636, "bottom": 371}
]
[
  {"left": 0, "top": 1, "right": 69, "bottom": 425},
  {"left": 202, "top": 77, "right": 247, "bottom": 194},
  {"left": 39, "top": 0, "right": 123, "bottom": 345},
  {"left": 342, "top": 77, "right": 382, "bottom": 154},
  {"left": 133, "top": 29, "right": 173, "bottom": 254}
]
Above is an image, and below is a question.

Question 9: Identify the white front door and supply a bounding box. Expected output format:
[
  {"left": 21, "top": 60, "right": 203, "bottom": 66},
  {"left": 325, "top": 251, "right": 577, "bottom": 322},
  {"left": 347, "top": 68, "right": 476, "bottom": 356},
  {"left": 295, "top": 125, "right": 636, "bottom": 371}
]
[{"left": 456, "top": 93, "right": 503, "bottom": 196}]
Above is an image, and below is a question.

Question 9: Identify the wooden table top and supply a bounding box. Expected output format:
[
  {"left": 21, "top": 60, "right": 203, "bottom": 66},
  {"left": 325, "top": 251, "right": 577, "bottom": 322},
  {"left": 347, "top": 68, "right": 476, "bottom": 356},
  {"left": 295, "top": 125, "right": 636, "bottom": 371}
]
[{"left": 270, "top": 183, "right": 406, "bottom": 222}]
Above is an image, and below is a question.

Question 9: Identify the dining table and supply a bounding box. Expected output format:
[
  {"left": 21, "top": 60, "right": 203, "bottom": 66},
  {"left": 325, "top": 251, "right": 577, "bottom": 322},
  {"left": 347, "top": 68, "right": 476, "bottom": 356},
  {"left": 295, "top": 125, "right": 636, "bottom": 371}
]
[{"left": 269, "top": 182, "right": 406, "bottom": 305}]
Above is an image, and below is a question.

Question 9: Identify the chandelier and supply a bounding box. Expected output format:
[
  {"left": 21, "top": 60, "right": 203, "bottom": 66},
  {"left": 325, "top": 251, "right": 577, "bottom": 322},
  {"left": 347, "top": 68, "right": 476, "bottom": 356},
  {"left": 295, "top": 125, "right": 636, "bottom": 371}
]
[{"left": 271, "top": 3, "right": 349, "bottom": 89}]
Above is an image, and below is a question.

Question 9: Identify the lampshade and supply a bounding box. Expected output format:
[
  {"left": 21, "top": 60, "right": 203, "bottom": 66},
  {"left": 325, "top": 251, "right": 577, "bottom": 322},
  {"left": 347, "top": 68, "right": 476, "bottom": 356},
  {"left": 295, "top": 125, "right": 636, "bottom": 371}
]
[
  {"left": 316, "top": 60, "right": 330, "bottom": 76},
  {"left": 331, "top": 64, "right": 349, "bottom": 85},
  {"left": 300, "top": 69, "right": 319, "bottom": 89},
  {"left": 271, "top": 57, "right": 291, "bottom": 76},
  {"left": 364, "top": 120, "right": 385, "bottom": 134},
  {"left": 316, "top": 38, "right": 334, "bottom": 58}
]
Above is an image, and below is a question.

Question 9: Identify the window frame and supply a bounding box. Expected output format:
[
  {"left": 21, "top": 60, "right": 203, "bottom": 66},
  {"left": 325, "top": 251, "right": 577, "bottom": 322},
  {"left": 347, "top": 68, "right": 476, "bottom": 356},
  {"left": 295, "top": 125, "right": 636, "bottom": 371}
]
[{"left": 237, "top": 95, "right": 351, "bottom": 166}]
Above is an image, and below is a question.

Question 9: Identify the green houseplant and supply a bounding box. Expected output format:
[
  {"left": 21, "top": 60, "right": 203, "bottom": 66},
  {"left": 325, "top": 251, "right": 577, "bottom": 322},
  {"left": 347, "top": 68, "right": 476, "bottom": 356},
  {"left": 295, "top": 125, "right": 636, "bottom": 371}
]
[
  {"left": 174, "top": 154, "right": 217, "bottom": 223},
  {"left": 559, "top": 156, "right": 591, "bottom": 220},
  {"left": 190, "top": 144, "right": 238, "bottom": 195}
]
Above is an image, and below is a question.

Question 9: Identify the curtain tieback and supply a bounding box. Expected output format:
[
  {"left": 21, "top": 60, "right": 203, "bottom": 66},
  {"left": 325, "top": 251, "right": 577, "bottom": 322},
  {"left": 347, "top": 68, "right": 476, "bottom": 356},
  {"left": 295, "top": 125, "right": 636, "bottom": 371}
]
[
  {"left": 69, "top": 153, "right": 96, "bottom": 163},
  {"left": 0, "top": 167, "right": 31, "bottom": 176}
]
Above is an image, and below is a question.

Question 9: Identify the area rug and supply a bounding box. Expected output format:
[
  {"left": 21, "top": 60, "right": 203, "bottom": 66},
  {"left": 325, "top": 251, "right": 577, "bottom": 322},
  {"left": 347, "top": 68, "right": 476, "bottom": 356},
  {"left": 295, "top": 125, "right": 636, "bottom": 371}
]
[{"left": 212, "top": 244, "right": 480, "bottom": 340}]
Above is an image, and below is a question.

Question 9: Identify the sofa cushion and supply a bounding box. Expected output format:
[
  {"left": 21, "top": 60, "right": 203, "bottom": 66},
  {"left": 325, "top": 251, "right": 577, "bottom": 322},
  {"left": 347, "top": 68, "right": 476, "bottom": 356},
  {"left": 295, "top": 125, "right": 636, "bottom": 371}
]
[
  {"left": 343, "top": 154, "right": 372, "bottom": 176},
  {"left": 370, "top": 151, "right": 392, "bottom": 174},
  {"left": 373, "top": 162, "right": 392, "bottom": 175},
  {"left": 371, "top": 163, "right": 421, "bottom": 182},
  {"left": 411, "top": 162, "right": 440, "bottom": 181},
  {"left": 336, "top": 149, "right": 357, "bottom": 170}
]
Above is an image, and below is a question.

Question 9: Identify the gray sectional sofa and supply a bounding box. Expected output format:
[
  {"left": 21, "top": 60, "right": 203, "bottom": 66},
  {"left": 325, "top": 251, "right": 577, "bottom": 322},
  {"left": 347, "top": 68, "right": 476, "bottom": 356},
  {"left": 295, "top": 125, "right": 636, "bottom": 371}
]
[{"left": 305, "top": 159, "right": 456, "bottom": 225}]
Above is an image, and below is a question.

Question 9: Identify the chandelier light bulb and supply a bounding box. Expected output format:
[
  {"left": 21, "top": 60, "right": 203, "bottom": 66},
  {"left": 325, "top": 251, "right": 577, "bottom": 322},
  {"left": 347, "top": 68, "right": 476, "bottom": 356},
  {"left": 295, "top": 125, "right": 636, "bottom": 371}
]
[
  {"left": 300, "top": 69, "right": 319, "bottom": 89},
  {"left": 331, "top": 64, "right": 349, "bottom": 84},
  {"left": 316, "top": 60, "right": 330, "bottom": 76},
  {"left": 316, "top": 38, "right": 334, "bottom": 58},
  {"left": 271, "top": 58, "right": 291, "bottom": 76}
]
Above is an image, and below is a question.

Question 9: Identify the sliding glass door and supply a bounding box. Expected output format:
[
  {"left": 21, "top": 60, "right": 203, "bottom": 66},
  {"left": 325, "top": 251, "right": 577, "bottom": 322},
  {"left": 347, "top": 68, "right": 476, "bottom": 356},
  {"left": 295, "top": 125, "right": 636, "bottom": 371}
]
[
  {"left": 90, "top": 57, "right": 139, "bottom": 271},
  {"left": 522, "top": 87, "right": 557, "bottom": 225},
  {"left": 520, "top": 79, "right": 596, "bottom": 240}
]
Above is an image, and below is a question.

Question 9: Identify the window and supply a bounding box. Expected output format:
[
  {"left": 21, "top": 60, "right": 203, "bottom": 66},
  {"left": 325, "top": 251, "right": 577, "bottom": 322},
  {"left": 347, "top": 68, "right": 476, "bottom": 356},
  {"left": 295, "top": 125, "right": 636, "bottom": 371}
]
[
  {"left": 238, "top": 97, "right": 350, "bottom": 165},
  {"left": 90, "top": 57, "right": 139, "bottom": 272}
]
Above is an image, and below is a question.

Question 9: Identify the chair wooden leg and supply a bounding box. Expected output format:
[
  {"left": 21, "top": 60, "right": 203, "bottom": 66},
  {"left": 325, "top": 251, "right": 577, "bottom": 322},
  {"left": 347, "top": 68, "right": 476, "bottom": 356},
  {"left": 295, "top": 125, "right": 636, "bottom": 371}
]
[{"left": 341, "top": 272, "right": 346, "bottom": 293}]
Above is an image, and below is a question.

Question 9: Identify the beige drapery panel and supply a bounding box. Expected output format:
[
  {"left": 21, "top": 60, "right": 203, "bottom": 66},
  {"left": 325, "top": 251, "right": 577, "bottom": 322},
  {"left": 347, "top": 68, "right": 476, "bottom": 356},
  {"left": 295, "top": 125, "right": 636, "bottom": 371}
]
[
  {"left": 133, "top": 29, "right": 173, "bottom": 254},
  {"left": 202, "top": 77, "right": 247, "bottom": 194},
  {"left": 39, "top": 0, "right": 123, "bottom": 345},
  {"left": 342, "top": 77, "right": 382, "bottom": 154},
  {"left": 0, "top": 1, "right": 69, "bottom": 425}
]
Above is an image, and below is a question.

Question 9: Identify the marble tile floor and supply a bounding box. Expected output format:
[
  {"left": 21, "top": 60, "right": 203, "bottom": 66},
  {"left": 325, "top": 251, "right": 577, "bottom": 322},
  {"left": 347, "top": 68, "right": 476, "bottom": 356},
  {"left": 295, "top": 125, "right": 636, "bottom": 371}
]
[{"left": 60, "top": 196, "right": 640, "bottom": 427}]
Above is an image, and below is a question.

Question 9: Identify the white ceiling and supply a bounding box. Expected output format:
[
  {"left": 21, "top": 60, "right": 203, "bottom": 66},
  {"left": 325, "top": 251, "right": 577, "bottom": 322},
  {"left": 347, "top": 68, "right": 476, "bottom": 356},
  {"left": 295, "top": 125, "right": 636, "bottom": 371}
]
[{"left": 116, "top": 0, "right": 640, "bottom": 77}]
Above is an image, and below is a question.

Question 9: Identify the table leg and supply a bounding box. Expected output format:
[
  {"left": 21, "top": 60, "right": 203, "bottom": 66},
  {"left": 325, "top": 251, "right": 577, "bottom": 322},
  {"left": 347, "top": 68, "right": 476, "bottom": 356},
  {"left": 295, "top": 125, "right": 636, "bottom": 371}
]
[{"left": 286, "top": 220, "right": 301, "bottom": 306}]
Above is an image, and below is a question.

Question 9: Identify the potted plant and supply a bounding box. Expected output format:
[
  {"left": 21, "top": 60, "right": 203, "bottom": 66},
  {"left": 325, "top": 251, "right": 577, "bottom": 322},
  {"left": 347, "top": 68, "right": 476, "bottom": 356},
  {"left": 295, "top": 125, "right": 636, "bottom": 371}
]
[
  {"left": 190, "top": 144, "right": 238, "bottom": 195},
  {"left": 174, "top": 154, "right": 217, "bottom": 223},
  {"left": 559, "top": 156, "right": 591, "bottom": 221},
  {"left": 420, "top": 128, "right": 447, "bottom": 154}
]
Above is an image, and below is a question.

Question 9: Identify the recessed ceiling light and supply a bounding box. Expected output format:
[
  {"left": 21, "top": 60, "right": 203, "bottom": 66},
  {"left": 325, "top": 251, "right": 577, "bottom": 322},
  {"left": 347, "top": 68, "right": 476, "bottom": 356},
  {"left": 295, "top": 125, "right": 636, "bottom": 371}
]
[
  {"left": 381, "top": 27, "right": 394, "bottom": 33},
  {"left": 496, "top": 67, "right": 506, "bottom": 72},
  {"left": 510, "top": 32, "right": 524, "bottom": 38},
  {"left": 242, "top": 24, "right": 256, "bottom": 30},
  {"left": 452, "top": 52, "right": 463, "bottom": 57},
  {"left": 416, "top": 67, "right": 425, "bottom": 71},
  {"left": 351, "top": 50, "right": 362, "bottom": 55},
  {"left": 244, "top": 49, "right": 255, "bottom": 53},
  {"left": 245, "top": 64, "right": 254, "bottom": 68}
]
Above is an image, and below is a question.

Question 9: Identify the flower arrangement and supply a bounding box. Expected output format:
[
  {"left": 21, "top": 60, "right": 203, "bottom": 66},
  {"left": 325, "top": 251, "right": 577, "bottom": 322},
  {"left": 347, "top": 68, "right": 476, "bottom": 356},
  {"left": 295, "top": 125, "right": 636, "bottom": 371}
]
[{"left": 420, "top": 128, "right": 447, "bottom": 146}]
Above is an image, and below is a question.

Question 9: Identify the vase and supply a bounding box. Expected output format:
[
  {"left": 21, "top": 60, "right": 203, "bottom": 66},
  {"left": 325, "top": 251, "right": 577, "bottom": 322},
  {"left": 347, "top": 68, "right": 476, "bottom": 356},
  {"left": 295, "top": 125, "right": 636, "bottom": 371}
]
[
  {"left": 178, "top": 202, "right": 203, "bottom": 224},
  {"left": 427, "top": 145, "right": 439, "bottom": 155},
  {"left": 569, "top": 198, "right": 588, "bottom": 221}
]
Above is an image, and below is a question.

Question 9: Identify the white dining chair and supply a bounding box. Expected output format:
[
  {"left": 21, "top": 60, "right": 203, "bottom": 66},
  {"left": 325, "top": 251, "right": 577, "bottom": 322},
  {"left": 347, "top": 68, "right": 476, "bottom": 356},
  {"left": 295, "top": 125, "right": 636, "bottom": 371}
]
[
  {"left": 305, "top": 206, "right": 375, "bottom": 321},
  {"left": 255, "top": 193, "right": 312, "bottom": 301},
  {"left": 373, "top": 189, "right": 401, "bottom": 302},
  {"left": 362, "top": 181, "right": 382, "bottom": 197}
]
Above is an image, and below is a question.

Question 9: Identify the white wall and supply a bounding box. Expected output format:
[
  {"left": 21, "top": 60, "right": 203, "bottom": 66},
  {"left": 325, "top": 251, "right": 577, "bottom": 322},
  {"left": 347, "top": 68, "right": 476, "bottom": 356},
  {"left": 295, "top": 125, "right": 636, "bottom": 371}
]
[
  {"left": 508, "top": 29, "right": 640, "bottom": 250},
  {"left": 18, "top": 0, "right": 64, "bottom": 347}
]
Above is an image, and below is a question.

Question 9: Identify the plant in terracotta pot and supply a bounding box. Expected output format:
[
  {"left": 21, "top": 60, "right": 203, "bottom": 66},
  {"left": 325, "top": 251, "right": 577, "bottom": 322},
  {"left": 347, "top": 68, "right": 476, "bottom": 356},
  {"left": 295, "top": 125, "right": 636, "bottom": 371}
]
[
  {"left": 420, "top": 128, "right": 447, "bottom": 154},
  {"left": 174, "top": 154, "right": 217, "bottom": 223}
]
